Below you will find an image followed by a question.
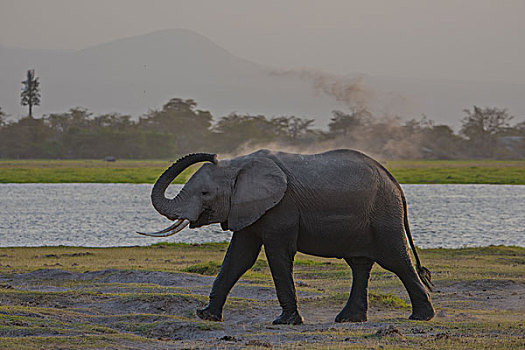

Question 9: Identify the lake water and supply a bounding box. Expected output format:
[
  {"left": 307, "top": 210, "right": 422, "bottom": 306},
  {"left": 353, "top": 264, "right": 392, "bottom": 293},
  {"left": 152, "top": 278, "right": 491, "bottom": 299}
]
[{"left": 0, "top": 184, "right": 523, "bottom": 249}]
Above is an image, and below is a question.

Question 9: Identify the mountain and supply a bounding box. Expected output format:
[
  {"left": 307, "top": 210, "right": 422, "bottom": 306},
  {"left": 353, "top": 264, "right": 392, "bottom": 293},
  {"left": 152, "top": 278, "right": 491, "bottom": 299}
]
[
  {"left": 0, "top": 29, "right": 343, "bottom": 125},
  {"left": 1, "top": 29, "right": 524, "bottom": 128}
]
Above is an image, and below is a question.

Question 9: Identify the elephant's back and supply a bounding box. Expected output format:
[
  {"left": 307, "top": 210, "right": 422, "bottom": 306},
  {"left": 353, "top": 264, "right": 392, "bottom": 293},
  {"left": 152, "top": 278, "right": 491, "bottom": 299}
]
[{"left": 267, "top": 149, "right": 381, "bottom": 190}]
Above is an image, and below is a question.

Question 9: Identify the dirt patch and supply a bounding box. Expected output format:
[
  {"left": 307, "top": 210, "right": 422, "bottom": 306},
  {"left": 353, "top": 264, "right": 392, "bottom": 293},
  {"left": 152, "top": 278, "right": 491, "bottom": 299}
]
[
  {"left": 434, "top": 278, "right": 525, "bottom": 311},
  {"left": 8, "top": 268, "right": 215, "bottom": 287},
  {"left": 1, "top": 252, "right": 524, "bottom": 349},
  {"left": 373, "top": 325, "right": 405, "bottom": 339},
  {"left": 1, "top": 269, "right": 329, "bottom": 347}
]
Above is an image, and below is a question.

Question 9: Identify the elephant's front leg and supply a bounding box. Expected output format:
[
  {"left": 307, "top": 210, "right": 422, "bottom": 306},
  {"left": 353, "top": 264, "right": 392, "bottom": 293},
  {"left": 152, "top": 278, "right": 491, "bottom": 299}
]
[
  {"left": 196, "top": 231, "right": 262, "bottom": 322},
  {"left": 264, "top": 240, "right": 304, "bottom": 325}
]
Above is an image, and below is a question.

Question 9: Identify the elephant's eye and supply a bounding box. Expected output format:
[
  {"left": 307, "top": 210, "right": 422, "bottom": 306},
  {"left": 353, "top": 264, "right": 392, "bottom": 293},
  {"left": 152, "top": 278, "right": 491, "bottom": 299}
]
[{"left": 201, "top": 191, "right": 210, "bottom": 196}]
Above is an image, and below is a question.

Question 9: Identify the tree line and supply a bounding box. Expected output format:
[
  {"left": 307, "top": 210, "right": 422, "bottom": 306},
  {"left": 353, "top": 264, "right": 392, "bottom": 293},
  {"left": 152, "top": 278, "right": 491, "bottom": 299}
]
[{"left": 0, "top": 98, "right": 523, "bottom": 159}]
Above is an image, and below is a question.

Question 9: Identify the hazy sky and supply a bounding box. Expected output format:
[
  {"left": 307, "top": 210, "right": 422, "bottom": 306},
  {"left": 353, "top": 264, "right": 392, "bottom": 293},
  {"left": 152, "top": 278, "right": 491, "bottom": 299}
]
[{"left": 1, "top": 0, "right": 524, "bottom": 84}]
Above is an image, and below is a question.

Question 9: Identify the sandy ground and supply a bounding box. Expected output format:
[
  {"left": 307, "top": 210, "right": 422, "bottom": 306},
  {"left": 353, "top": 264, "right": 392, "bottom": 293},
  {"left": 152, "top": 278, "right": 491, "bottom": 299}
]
[{"left": 1, "top": 267, "right": 524, "bottom": 349}]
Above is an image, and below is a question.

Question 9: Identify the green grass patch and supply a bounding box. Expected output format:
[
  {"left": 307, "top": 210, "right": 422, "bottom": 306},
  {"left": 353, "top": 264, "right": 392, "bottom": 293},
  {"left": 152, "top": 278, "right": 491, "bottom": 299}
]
[
  {"left": 294, "top": 259, "right": 331, "bottom": 266},
  {"left": 385, "top": 160, "right": 525, "bottom": 184},
  {"left": 1, "top": 159, "right": 524, "bottom": 184},
  {"left": 181, "top": 261, "right": 221, "bottom": 275},
  {"left": 0, "top": 159, "right": 198, "bottom": 184},
  {"left": 196, "top": 321, "right": 222, "bottom": 331},
  {"left": 150, "top": 242, "right": 228, "bottom": 250},
  {"left": 250, "top": 259, "right": 268, "bottom": 272},
  {"left": 369, "top": 290, "right": 410, "bottom": 309},
  {"left": 319, "top": 291, "right": 409, "bottom": 309}
]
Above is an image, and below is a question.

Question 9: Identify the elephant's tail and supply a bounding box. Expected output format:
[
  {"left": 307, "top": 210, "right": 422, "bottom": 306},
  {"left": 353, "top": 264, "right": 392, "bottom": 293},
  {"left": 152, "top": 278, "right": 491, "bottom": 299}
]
[
  {"left": 401, "top": 194, "right": 434, "bottom": 291},
  {"left": 366, "top": 155, "right": 434, "bottom": 291}
]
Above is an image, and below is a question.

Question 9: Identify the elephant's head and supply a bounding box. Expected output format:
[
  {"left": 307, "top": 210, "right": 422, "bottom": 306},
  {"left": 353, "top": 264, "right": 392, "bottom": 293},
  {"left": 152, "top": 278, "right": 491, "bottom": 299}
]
[{"left": 138, "top": 152, "right": 287, "bottom": 236}]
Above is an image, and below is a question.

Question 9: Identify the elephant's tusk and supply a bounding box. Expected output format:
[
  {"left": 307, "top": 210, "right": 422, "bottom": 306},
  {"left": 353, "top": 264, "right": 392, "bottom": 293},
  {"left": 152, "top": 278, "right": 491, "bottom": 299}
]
[
  {"left": 138, "top": 219, "right": 182, "bottom": 235},
  {"left": 136, "top": 219, "right": 190, "bottom": 237}
]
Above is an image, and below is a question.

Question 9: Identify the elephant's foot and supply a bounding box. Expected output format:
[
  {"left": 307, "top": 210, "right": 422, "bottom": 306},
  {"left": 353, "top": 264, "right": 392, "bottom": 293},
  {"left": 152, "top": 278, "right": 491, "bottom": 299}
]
[
  {"left": 272, "top": 310, "right": 304, "bottom": 325},
  {"left": 335, "top": 308, "right": 367, "bottom": 323},
  {"left": 409, "top": 304, "right": 435, "bottom": 321},
  {"left": 196, "top": 306, "right": 222, "bottom": 322}
]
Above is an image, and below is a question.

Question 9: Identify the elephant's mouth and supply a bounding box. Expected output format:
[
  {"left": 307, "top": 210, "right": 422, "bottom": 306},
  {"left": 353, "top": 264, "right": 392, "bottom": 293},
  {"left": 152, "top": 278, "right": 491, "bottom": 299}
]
[
  {"left": 136, "top": 218, "right": 190, "bottom": 237},
  {"left": 190, "top": 209, "right": 213, "bottom": 229}
]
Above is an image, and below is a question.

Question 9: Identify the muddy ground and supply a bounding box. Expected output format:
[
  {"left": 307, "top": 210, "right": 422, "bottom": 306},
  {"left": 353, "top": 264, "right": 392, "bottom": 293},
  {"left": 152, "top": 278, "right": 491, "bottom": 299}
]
[{"left": 0, "top": 245, "right": 523, "bottom": 349}]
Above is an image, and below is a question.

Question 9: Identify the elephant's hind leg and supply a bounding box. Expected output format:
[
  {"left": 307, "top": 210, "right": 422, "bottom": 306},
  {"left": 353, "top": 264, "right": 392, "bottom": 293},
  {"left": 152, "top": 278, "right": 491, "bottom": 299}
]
[
  {"left": 197, "top": 231, "right": 262, "bottom": 322},
  {"left": 335, "top": 257, "right": 374, "bottom": 323},
  {"left": 376, "top": 256, "right": 435, "bottom": 320},
  {"left": 374, "top": 227, "right": 435, "bottom": 320}
]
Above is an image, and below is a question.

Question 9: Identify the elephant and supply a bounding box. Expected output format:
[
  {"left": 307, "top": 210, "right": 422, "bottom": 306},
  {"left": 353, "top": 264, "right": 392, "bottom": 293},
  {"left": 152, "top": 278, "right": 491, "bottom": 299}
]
[{"left": 138, "top": 149, "right": 435, "bottom": 325}]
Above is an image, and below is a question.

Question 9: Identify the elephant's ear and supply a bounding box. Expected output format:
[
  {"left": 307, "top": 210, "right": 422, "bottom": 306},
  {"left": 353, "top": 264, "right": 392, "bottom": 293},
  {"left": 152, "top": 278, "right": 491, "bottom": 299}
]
[{"left": 228, "top": 157, "right": 287, "bottom": 231}]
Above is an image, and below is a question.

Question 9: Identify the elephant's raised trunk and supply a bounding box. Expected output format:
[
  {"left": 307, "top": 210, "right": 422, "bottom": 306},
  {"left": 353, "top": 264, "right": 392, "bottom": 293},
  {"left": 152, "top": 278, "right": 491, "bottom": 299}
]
[{"left": 151, "top": 153, "right": 217, "bottom": 219}]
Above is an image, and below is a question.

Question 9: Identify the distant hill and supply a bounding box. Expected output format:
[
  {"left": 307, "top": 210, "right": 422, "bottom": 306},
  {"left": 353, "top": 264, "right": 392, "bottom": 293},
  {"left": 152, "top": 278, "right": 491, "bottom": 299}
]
[{"left": 1, "top": 29, "right": 524, "bottom": 128}]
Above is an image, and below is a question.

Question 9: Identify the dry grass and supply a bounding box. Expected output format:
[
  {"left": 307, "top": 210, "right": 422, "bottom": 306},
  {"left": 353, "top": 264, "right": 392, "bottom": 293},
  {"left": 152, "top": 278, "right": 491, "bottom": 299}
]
[{"left": 0, "top": 244, "right": 523, "bottom": 349}]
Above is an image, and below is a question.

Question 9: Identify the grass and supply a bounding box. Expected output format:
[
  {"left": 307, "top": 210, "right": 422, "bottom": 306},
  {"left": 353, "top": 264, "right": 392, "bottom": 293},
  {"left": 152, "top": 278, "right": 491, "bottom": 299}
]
[
  {"left": 0, "top": 244, "right": 523, "bottom": 349},
  {"left": 181, "top": 261, "right": 222, "bottom": 275},
  {"left": 0, "top": 159, "right": 524, "bottom": 184},
  {"left": 385, "top": 159, "right": 525, "bottom": 184},
  {"left": 0, "top": 159, "right": 197, "bottom": 184}
]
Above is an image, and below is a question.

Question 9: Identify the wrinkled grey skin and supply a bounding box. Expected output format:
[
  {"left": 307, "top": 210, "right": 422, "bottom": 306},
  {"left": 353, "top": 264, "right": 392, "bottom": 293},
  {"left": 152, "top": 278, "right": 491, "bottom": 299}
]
[{"left": 148, "top": 149, "right": 435, "bottom": 325}]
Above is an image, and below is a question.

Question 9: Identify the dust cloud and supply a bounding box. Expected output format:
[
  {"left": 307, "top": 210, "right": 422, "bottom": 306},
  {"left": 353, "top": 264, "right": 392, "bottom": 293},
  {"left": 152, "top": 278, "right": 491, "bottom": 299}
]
[
  {"left": 239, "top": 68, "right": 427, "bottom": 160},
  {"left": 270, "top": 68, "right": 375, "bottom": 110}
]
